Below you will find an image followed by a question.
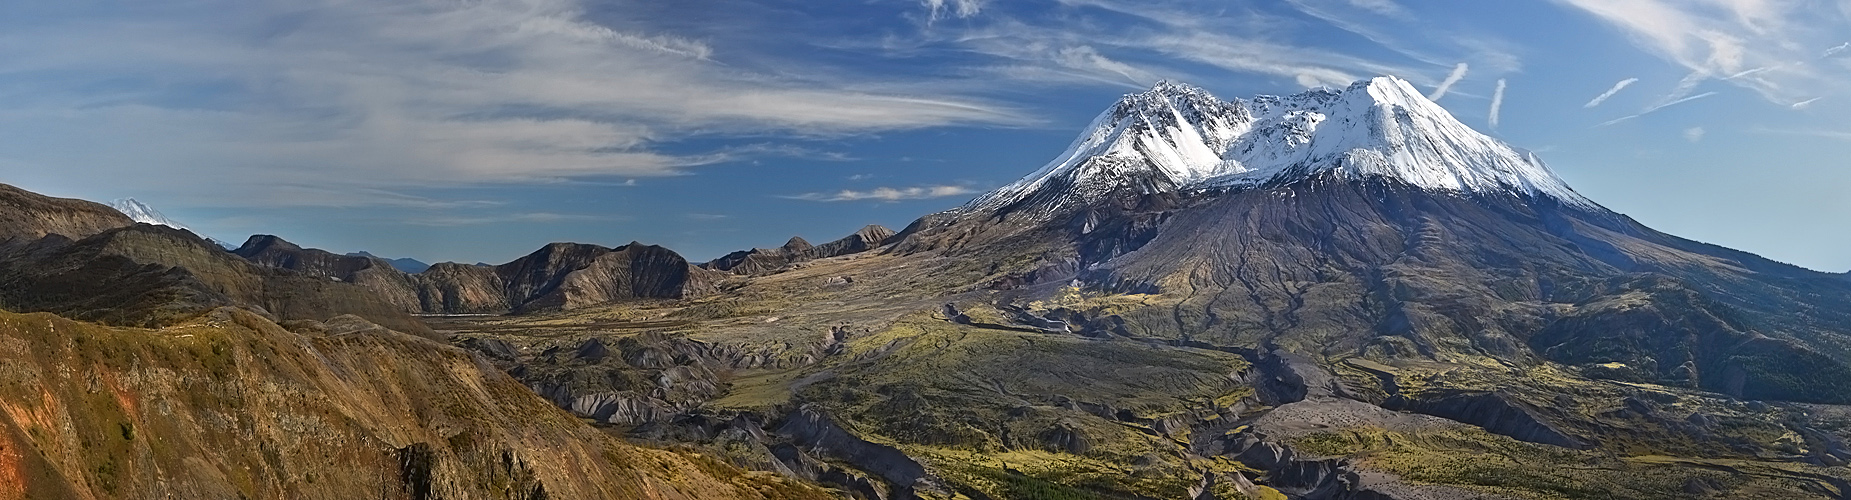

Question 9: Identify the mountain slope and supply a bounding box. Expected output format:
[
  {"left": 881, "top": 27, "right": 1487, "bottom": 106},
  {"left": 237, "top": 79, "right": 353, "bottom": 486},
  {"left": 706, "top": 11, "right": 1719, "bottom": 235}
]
[
  {"left": 0, "top": 307, "right": 834, "bottom": 499},
  {"left": 0, "top": 225, "right": 435, "bottom": 337},
  {"left": 0, "top": 183, "right": 132, "bottom": 244}
]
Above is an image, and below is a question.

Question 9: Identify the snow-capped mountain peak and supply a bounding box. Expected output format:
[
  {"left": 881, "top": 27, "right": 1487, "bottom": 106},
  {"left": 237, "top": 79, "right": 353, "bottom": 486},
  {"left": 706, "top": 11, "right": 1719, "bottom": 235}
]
[
  {"left": 110, "top": 198, "right": 188, "bottom": 230},
  {"left": 968, "top": 76, "right": 1596, "bottom": 217}
]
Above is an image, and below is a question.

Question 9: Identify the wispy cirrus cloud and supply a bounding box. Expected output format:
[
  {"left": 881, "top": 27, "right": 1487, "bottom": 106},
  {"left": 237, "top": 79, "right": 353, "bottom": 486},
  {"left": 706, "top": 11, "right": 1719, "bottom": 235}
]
[
  {"left": 0, "top": 0, "right": 1028, "bottom": 208},
  {"left": 922, "top": 0, "right": 986, "bottom": 21},
  {"left": 1596, "top": 91, "right": 1719, "bottom": 127},
  {"left": 1553, "top": 0, "right": 1851, "bottom": 107},
  {"left": 785, "top": 185, "right": 976, "bottom": 202},
  {"left": 404, "top": 212, "right": 624, "bottom": 227},
  {"left": 1748, "top": 126, "right": 1851, "bottom": 140},
  {"left": 1584, "top": 78, "right": 1640, "bottom": 107},
  {"left": 1488, "top": 79, "right": 1508, "bottom": 128},
  {"left": 888, "top": 0, "right": 1517, "bottom": 93},
  {"left": 1428, "top": 63, "right": 1469, "bottom": 101}
]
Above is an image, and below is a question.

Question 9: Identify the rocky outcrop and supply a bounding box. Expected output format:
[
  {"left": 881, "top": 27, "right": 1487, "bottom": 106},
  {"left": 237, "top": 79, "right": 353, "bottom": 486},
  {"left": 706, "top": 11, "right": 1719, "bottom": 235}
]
[
  {"left": 0, "top": 182, "right": 134, "bottom": 245},
  {"left": 414, "top": 262, "right": 507, "bottom": 313},
  {"left": 485, "top": 334, "right": 729, "bottom": 426},
  {"left": 515, "top": 242, "right": 726, "bottom": 313},
  {"left": 705, "top": 224, "right": 896, "bottom": 275},
  {"left": 776, "top": 405, "right": 936, "bottom": 500},
  {"left": 814, "top": 224, "right": 897, "bottom": 257}
]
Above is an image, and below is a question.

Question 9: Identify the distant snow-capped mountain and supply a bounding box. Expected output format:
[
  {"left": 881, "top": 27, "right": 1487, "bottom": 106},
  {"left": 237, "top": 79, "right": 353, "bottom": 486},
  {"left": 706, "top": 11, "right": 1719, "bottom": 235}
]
[
  {"left": 110, "top": 198, "right": 236, "bottom": 249},
  {"left": 110, "top": 198, "right": 188, "bottom": 229},
  {"left": 967, "top": 76, "right": 1595, "bottom": 218}
]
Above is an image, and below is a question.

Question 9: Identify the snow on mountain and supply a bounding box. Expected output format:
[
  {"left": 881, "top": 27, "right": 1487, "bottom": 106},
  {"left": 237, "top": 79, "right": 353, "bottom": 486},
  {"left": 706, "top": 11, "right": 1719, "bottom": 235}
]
[
  {"left": 110, "top": 198, "right": 188, "bottom": 230},
  {"left": 968, "top": 76, "right": 1596, "bottom": 217}
]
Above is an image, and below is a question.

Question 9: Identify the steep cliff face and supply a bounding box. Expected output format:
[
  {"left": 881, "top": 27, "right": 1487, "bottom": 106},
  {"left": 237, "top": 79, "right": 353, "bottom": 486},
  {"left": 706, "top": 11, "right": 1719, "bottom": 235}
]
[
  {"left": 0, "top": 183, "right": 133, "bottom": 245},
  {"left": 0, "top": 308, "right": 834, "bottom": 500},
  {"left": 515, "top": 242, "right": 724, "bottom": 313},
  {"left": 415, "top": 263, "right": 508, "bottom": 314}
]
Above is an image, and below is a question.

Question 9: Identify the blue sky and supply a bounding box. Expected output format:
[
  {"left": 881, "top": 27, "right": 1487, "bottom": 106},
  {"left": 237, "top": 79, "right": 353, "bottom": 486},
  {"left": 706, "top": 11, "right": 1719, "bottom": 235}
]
[{"left": 2, "top": 0, "right": 1848, "bottom": 271}]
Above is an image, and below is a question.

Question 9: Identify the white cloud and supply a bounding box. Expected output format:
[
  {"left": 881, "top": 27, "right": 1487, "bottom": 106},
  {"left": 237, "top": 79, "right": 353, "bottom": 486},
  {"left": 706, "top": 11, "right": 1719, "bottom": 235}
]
[
  {"left": 1428, "top": 63, "right": 1469, "bottom": 100},
  {"left": 404, "top": 212, "right": 621, "bottom": 227},
  {"left": 923, "top": 0, "right": 985, "bottom": 20},
  {"left": 0, "top": 0, "right": 1028, "bottom": 208},
  {"left": 1054, "top": 45, "right": 1158, "bottom": 86},
  {"left": 1553, "top": 0, "right": 1851, "bottom": 106},
  {"left": 786, "top": 185, "right": 976, "bottom": 202},
  {"left": 1285, "top": 0, "right": 1520, "bottom": 76},
  {"left": 1584, "top": 77, "right": 1640, "bottom": 107},
  {"left": 1792, "top": 96, "right": 1825, "bottom": 108},
  {"left": 1749, "top": 126, "right": 1851, "bottom": 140},
  {"left": 1348, "top": 0, "right": 1412, "bottom": 18},
  {"left": 1489, "top": 79, "right": 1507, "bottom": 128},
  {"left": 1596, "top": 91, "right": 1719, "bottom": 126},
  {"left": 1684, "top": 126, "right": 1706, "bottom": 142},
  {"left": 936, "top": 0, "right": 1485, "bottom": 92}
]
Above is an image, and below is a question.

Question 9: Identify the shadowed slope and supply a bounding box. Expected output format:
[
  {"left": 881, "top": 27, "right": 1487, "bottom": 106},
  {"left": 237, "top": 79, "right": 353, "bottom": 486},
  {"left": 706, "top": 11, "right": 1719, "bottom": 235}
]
[{"left": 0, "top": 224, "right": 436, "bottom": 338}]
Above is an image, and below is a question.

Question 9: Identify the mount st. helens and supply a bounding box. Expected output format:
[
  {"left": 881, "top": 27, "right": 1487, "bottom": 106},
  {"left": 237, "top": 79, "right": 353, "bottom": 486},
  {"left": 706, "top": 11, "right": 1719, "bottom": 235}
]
[
  {"left": 405, "top": 77, "right": 1851, "bottom": 499},
  {"left": 882, "top": 77, "right": 1851, "bottom": 405},
  {"left": 965, "top": 77, "right": 1591, "bottom": 220},
  {"left": 6, "top": 75, "right": 1851, "bottom": 499}
]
